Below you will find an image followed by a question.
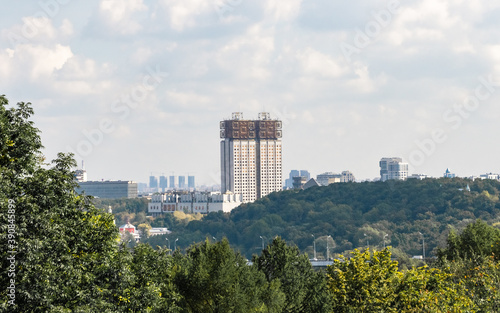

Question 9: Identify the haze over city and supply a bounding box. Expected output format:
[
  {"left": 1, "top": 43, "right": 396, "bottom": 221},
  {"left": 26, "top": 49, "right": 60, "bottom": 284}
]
[{"left": 2, "top": 1, "right": 500, "bottom": 185}]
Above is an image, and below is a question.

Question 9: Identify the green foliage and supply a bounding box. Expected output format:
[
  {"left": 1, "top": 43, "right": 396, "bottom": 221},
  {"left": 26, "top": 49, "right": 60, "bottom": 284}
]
[
  {"left": 438, "top": 219, "right": 500, "bottom": 262},
  {"left": 173, "top": 238, "right": 284, "bottom": 313},
  {"left": 0, "top": 96, "right": 119, "bottom": 311},
  {"left": 252, "top": 237, "right": 332, "bottom": 313},
  {"left": 327, "top": 248, "right": 400, "bottom": 312},
  {"left": 161, "top": 177, "right": 500, "bottom": 259},
  {"left": 327, "top": 248, "right": 475, "bottom": 312}
]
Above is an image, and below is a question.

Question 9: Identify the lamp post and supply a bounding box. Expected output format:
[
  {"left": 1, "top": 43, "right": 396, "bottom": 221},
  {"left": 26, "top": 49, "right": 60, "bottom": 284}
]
[
  {"left": 419, "top": 232, "right": 425, "bottom": 261},
  {"left": 312, "top": 234, "right": 316, "bottom": 260},
  {"left": 364, "top": 233, "right": 369, "bottom": 248},
  {"left": 326, "top": 235, "right": 331, "bottom": 260},
  {"left": 174, "top": 238, "right": 179, "bottom": 251},
  {"left": 383, "top": 234, "right": 388, "bottom": 249},
  {"left": 166, "top": 238, "right": 170, "bottom": 255},
  {"left": 259, "top": 236, "right": 264, "bottom": 251}
]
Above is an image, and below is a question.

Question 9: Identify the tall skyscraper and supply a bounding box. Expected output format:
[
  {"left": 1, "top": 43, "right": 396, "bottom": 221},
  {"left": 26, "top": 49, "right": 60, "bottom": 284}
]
[
  {"left": 169, "top": 175, "right": 175, "bottom": 189},
  {"left": 149, "top": 175, "right": 158, "bottom": 189},
  {"left": 220, "top": 112, "right": 282, "bottom": 203},
  {"left": 178, "top": 176, "right": 186, "bottom": 190},
  {"left": 380, "top": 157, "right": 408, "bottom": 181},
  {"left": 159, "top": 175, "right": 168, "bottom": 191},
  {"left": 188, "top": 176, "right": 195, "bottom": 189}
]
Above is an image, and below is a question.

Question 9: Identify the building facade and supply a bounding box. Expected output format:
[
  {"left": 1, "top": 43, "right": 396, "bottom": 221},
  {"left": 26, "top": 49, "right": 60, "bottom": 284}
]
[
  {"left": 76, "top": 181, "right": 138, "bottom": 199},
  {"left": 148, "top": 192, "right": 243, "bottom": 216},
  {"left": 188, "top": 176, "right": 195, "bottom": 189},
  {"left": 220, "top": 112, "right": 282, "bottom": 202},
  {"left": 380, "top": 157, "right": 408, "bottom": 181}
]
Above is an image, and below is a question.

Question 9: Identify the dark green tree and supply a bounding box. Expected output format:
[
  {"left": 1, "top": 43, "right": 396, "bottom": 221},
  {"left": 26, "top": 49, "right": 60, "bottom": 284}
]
[
  {"left": 0, "top": 96, "right": 119, "bottom": 312},
  {"left": 174, "top": 238, "right": 284, "bottom": 313},
  {"left": 252, "top": 237, "right": 332, "bottom": 313}
]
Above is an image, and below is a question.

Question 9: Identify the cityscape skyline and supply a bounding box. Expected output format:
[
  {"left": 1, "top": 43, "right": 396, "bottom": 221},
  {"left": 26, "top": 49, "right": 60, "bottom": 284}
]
[{"left": 2, "top": 2, "right": 500, "bottom": 185}]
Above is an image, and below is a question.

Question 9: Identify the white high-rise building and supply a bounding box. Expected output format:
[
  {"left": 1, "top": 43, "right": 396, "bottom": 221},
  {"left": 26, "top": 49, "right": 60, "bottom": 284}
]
[
  {"left": 380, "top": 157, "right": 408, "bottom": 181},
  {"left": 220, "top": 112, "right": 282, "bottom": 203}
]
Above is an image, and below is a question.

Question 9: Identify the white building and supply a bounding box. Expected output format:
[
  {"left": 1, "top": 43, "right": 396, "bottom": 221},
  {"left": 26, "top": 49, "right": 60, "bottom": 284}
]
[
  {"left": 380, "top": 157, "right": 408, "bottom": 181},
  {"left": 148, "top": 192, "right": 243, "bottom": 216},
  {"left": 220, "top": 112, "right": 282, "bottom": 203},
  {"left": 480, "top": 173, "right": 500, "bottom": 180},
  {"left": 408, "top": 174, "right": 429, "bottom": 180}
]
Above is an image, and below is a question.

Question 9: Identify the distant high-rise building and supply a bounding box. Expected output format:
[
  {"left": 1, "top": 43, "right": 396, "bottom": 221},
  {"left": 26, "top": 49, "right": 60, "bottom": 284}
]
[
  {"left": 149, "top": 175, "right": 158, "bottom": 189},
  {"left": 220, "top": 112, "right": 282, "bottom": 203},
  {"left": 380, "top": 157, "right": 408, "bottom": 181},
  {"left": 178, "top": 176, "right": 186, "bottom": 190},
  {"left": 317, "top": 172, "right": 341, "bottom": 186},
  {"left": 188, "top": 176, "right": 195, "bottom": 189},
  {"left": 169, "top": 175, "right": 175, "bottom": 189},
  {"left": 300, "top": 170, "right": 311, "bottom": 181},
  {"left": 341, "top": 171, "right": 355, "bottom": 182},
  {"left": 159, "top": 175, "right": 168, "bottom": 191},
  {"left": 285, "top": 170, "right": 300, "bottom": 189}
]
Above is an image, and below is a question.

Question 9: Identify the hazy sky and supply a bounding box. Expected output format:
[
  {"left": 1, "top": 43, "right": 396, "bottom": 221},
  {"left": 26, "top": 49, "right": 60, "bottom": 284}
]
[{"left": 2, "top": 0, "right": 500, "bottom": 185}]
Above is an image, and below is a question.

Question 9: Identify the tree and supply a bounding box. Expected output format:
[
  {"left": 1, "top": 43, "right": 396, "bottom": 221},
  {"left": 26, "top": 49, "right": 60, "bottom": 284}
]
[
  {"left": 173, "top": 238, "right": 284, "bottom": 313},
  {"left": 0, "top": 96, "right": 118, "bottom": 312},
  {"left": 438, "top": 219, "right": 500, "bottom": 262},
  {"left": 327, "top": 248, "right": 400, "bottom": 312},
  {"left": 252, "top": 237, "right": 332, "bottom": 313}
]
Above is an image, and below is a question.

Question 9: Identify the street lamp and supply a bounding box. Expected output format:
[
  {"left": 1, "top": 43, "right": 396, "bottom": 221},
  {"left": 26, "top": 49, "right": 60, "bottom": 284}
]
[
  {"left": 166, "top": 238, "right": 170, "bottom": 255},
  {"left": 364, "top": 233, "right": 369, "bottom": 248},
  {"left": 326, "top": 235, "right": 331, "bottom": 261},
  {"left": 259, "top": 236, "right": 264, "bottom": 251},
  {"left": 383, "top": 234, "right": 388, "bottom": 249},
  {"left": 312, "top": 234, "right": 316, "bottom": 260},
  {"left": 174, "top": 238, "right": 179, "bottom": 251},
  {"left": 418, "top": 232, "right": 425, "bottom": 261}
]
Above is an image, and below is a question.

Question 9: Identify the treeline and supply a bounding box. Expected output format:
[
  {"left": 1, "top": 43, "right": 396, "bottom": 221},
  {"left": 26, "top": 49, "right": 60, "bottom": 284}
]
[{"left": 145, "top": 177, "right": 500, "bottom": 259}]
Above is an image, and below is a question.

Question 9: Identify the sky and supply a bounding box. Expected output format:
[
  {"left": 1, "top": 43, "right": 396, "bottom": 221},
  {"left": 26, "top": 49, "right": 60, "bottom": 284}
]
[{"left": 1, "top": 0, "right": 500, "bottom": 186}]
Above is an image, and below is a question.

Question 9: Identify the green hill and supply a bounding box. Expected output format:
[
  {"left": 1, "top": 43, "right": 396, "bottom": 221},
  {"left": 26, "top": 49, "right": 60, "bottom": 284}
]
[{"left": 146, "top": 178, "right": 500, "bottom": 259}]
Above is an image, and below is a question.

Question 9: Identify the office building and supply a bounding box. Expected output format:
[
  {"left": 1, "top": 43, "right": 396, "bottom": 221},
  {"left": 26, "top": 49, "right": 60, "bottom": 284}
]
[
  {"left": 285, "top": 170, "right": 300, "bottom": 189},
  {"left": 188, "top": 176, "right": 195, "bottom": 189},
  {"left": 178, "top": 176, "right": 186, "bottom": 190},
  {"left": 380, "top": 157, "right": 408, "bottom": 181},
  {"left": 159, "top": 175, "right": 168, "bottom": 191},
  {"left": 169, "top": 175, "right": 175, "bottom": 189},
  {"left": 300, "top": 170, "right": 311, "bottom": 181},
  {"left": 76, "top": 181, "right": 138, "bottom": 199},
  {"left": 220, "top": 112, "right": 282, "bottom": 202},
  {"left": 149, "top": 175, "right": 158, "bottom": 189},
  {"left": 316, "top": 172, "right": 341, "bottom": 186}
]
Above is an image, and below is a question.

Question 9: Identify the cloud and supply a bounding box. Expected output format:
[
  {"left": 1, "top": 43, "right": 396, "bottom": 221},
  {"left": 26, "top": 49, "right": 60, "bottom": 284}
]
[
  {"left": 158, "top": 0, "right": 214, "bottom": 31},
  {"left": 99, "top": 0, "right": 148, "bottom": 35}
]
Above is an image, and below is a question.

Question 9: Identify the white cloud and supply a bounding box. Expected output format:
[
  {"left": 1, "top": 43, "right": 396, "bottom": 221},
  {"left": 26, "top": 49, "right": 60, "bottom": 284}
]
[
  {"left": 297, "top": 47, "right": 348, "bottom": 78},
  {"left": 264, "top": 0, "right": 303, "bottom": 22},
  {"left": 99, "top": 0, "right": 148, "bottom": 34},
  {"left": 158, "top": 0, "right": 213, "bottom": 31}
]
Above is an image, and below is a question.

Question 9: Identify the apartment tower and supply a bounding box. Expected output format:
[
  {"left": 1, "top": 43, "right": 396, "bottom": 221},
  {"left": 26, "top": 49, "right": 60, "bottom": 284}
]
[{"left": 220, "top": 112, "right": 282, "bottom": 202}]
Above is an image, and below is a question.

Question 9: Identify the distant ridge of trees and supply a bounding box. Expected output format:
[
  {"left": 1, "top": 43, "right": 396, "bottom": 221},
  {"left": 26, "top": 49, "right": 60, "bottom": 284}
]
[{"left": 145, "top": 177, "right": 500, "bottom": 259}]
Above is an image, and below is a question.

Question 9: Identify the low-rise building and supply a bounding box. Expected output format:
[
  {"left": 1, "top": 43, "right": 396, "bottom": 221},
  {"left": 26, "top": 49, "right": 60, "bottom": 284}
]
[
  {"left": 148, "top": 191, "right": 243, "bottom": 216},
  {"left": 76, "top": 180, "right": 138, "bottom": 199}
]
